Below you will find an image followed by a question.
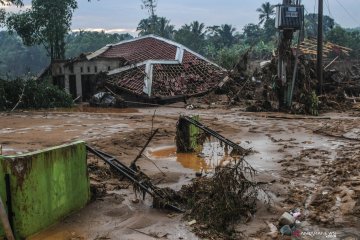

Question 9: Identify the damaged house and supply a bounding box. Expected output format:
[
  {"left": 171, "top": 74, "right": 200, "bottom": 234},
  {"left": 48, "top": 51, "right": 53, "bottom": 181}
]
[{"left": 46, "top": 35, "right": 227, "bottom": 103}]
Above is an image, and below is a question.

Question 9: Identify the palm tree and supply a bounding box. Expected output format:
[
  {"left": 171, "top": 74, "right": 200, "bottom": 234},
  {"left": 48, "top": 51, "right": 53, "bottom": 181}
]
[
  {"left": 158, "top": 17, "right": 175, "bottom": 39},
  {"left": 256, "top": 2, "right": 275, "bottom": 25},
  {"left": 217, "top": 24, "right": 236, "bottom": 47},
  {"left": 137, "top": 18, "right": 152, "bottom": 36},
  {"left": 174, "top": 21, "right": 206, "bottom": 53}
]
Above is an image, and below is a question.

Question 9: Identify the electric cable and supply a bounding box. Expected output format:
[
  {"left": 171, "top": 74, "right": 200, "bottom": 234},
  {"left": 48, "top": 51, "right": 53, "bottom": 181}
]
[{"left": 335, "top": 0, "right": 360, "bottom": 26}]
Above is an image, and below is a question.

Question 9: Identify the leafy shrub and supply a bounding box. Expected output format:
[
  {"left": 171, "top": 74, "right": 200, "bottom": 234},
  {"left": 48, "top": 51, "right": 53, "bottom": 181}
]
[{"left": 0, "top": 77, "right": 73, "bottom": 111}]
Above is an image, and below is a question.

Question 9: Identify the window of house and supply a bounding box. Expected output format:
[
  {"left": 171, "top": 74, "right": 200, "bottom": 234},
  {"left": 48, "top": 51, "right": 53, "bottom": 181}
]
[
  {"left": 94, "top": 66, "right": 97, "bottom": 73},
  {"left": 80, "top": 66, "right": 83, "bottom": 73},
  {"left": 69, "top": 65, "right": 74, "bottom": 73},
  {"left": 59, "top": 67, "right": 62, "bottom": 74},
  {"left": 108, "top": 66, "right": 111, "bottom": 71},
  {"left": 87, "top": 66, "right": 90, "bottom": 73}
]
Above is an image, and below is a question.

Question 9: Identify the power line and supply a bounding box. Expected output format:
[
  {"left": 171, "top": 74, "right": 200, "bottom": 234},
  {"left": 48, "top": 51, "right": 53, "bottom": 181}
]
[
  {"left": 324, "top": 0, "right": 333, "bottom": 18},
  {"left": 334, "top": 0, "right": 360, "bottom": 26}
]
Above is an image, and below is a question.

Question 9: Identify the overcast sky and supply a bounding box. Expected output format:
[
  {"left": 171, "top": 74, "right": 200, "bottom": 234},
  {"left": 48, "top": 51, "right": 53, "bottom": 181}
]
[{"left": 12, "top": 0, "right": 360, "bottom": 35}]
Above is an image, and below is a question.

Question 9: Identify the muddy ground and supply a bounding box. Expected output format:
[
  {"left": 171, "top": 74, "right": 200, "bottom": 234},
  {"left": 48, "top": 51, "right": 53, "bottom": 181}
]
[{"left": 1, "top": 104, "right": 360, "bottom": 240}]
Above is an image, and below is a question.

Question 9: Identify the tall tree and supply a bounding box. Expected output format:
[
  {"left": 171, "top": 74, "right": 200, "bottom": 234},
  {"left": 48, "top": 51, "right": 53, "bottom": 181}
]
[
  {"left": 206, "top": 24, "right": 237, "bottom": 49},
  {"left": 217, "top": 24, "right": 236, "bottom": 47},
  {"left": 174, "top": 21, "right": 206, "bottom": 53},
  {"left": 243, "top": 23, "right": 263, "bottom": 45},
  {"left": 65, "top": 31, "right": 133, "bottom": 58},
  {"left": 256, "top": 2, "right": 275, "bottom": 25},
  {"left": 157, "top": 17, "right": 175, "bottom": 39},
  {"left": 7, "top": 0, "right": 77, "bottom": 61},
  {"left": 137, "top": 15, "right": 175, "bottom": 39},
  {"left": 304, "top": 14, "right": 334, "bottom": 38},
  {"left": 137, "top": 18, "right": 152, "bottom": 36},
  {"left": 141, "top": 0, "right": 157, "bottom": 34},
  {"left": 0, "top": 0, "right": 22, "bottom": 26}
]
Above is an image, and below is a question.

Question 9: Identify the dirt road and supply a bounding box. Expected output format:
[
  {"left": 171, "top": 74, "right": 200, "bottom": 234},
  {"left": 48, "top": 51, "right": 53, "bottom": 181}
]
[{"left": 1, "top": 106, "right": 359, "bottom": 239}]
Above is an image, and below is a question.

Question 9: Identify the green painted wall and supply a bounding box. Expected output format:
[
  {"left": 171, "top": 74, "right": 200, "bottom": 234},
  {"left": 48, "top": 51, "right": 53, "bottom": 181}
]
[
  {"left": 0, "top": 141, "right": 89, "bottom": 239},
  {"left": 189, "top": 115, "right": 201, "bottom": 152},
  {"left": 0, "top": 155, "right": 7, "bottom": 238}
]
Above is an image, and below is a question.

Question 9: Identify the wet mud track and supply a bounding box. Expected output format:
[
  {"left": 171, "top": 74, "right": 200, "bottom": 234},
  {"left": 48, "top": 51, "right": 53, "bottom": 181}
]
[{"left": 1, "top": 107, "right": 360, "bottom": 239}]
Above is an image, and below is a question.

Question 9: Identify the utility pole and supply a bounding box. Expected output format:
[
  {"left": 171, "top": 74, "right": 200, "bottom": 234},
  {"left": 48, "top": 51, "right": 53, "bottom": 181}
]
[
  {"left": 276, "top": 0, "right": 304, "bottom": 110},
  {"left": 317, "top": 0, "right": 324, "bottom": 95},
  {"left": 277, "top": 0, "right": 294, "bottom": 110}
]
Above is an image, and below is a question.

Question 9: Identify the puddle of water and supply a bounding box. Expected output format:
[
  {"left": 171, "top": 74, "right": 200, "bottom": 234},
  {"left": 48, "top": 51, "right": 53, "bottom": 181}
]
[{"left": 148, "top": 142, "right": 234, "bottom": 172}]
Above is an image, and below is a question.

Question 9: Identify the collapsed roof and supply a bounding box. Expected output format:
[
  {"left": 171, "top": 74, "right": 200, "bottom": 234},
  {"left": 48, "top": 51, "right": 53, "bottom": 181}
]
[{"left": 88, "top": 35, "right": 227, "bottom": 98}]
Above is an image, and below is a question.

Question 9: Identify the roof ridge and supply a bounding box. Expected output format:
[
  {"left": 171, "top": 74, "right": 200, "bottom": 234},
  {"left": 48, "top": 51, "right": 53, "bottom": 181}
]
[{"left": 87, "top": 34, "right": 223, "bottom": 69}]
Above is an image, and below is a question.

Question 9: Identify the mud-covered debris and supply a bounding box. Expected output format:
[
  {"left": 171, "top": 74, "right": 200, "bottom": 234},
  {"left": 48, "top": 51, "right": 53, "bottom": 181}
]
[{"left": 176, "top": 159, "right": 266, "bottom": 236}]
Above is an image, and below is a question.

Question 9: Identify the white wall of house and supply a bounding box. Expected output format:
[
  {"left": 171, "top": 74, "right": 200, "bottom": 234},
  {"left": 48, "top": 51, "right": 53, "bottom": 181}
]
[{"left": 51, "top": 58, "right": 121, "bottom": 100}]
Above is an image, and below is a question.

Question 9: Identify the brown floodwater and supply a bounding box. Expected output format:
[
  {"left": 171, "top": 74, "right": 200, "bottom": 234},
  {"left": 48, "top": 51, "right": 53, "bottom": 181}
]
[{"left": 148, "top": 142, "right": 234, "bottom": 172}]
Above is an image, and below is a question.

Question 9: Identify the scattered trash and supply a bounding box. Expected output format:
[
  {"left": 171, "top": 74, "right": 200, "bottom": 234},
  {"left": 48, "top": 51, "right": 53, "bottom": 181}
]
[
  {"left": 187, "top": 220, "right": 197, "bottom": 226},
  {"left": 279, "top": 225, "right": 292, "bottom": 236},
  {"left": 279, "top": 212, "right": 295, "bottom": 227}
]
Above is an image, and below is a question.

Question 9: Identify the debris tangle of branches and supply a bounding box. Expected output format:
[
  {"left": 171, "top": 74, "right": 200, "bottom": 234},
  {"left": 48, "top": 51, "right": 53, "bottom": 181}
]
[{"left": 177, "top": 158, "right": 266, "bottom": 238}]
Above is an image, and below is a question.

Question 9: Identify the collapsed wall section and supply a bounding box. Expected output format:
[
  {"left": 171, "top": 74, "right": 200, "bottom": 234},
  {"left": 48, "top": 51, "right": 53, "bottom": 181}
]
[{"left": 0, "top": 141, "right": 90, "bottom": 239}]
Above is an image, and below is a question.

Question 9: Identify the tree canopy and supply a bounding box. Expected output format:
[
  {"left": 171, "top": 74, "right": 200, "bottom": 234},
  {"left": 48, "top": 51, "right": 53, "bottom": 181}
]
[
  {"left": 256, "top": 2, "right": 275, "bottom": 25},
  {"left": 0, "top": 1, "right": 359, "bottom": 78},
  {"left": 137, "top": 15, "right": 175, "bottom": 39},
  {"left": 7, "top": 0, "right": 77, "bottom": 61}
]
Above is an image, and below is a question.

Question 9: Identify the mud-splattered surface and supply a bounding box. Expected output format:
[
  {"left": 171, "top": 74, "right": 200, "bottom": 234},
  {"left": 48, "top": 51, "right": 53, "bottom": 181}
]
[{"left": 1, "top": 105, "right": 360, "bottom": 239}]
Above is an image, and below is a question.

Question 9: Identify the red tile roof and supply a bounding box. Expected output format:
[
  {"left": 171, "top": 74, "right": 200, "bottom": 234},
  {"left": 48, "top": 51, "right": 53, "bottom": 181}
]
[
  {"left": 104, "top": 35, "right": 227, "bottom": 98},
  {"left": 99, "top": 37, "right": 177, "bottom": 63},
  {"left": 107, "top": 66, "right": 146, "bottom": 95},
  {"left": 152, "top": 62, "right": 224, "bottom": 97}
]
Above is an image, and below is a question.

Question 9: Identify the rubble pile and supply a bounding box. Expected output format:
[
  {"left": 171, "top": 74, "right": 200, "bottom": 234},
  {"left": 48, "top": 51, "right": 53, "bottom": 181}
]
[
  {"left": 177, "top": 160, "right": 263, "bottom": 238},
  {"left": 203, "top": 54, "right": 360, "bottom": 114},
  {"left": 152, "top": 63, "right": 226, "bottom": 97}
]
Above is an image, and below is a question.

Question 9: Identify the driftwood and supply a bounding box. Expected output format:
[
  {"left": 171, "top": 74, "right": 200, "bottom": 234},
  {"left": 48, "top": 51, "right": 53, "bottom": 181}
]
[
  {"left": 10, "top": 79, "right": 27, "bottom": 112},
  {"left": 130, "top": 128, "right": 159, "bottom": 169}
]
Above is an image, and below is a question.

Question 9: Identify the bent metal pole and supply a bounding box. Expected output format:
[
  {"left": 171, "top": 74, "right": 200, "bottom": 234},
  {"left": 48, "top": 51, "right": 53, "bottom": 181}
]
[{"left": 0, "top": 196, "right": 15, "bottom": 240}]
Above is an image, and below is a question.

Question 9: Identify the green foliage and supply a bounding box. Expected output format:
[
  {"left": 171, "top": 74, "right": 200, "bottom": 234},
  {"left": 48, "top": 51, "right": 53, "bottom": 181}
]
[
  {"left": 0, "top": 77, "right": 73, "bottom": 110},
  {"left": 0, "top": 31, "right": 134, "bottom": 78},
  {"left": 137, "top": 15, "right": 175, "bottom": 39},
  {"left": 242, "top": 23, "right": 263, "bottom": 45},
  {"left": 256, "top": 2, "right": 275, "bottom": 25},
  {"left": 263, "top": 18, "right": 276, "bottom": 42},
  {"left": 174, "top": 21, "right": 206, "bottom": 53},
  {"left": 214, "top": 42, "right": 275, "bottom": 70},
  {"left": 327, "top": 26, "right": 360, "bottom": 57},
  {"left": 301, "top": 90, "right": 319, "bottom": 116},
  {"left": 207, "top": 24, "right": 237, "bottom": 49},
  {"left": 0, "top": 0, "right": 23, "bottom": 27},
  {"left": 0, "top": 31, "right": 49, "bottom": 78},
  {"left": 65, "top": 31, "right": 133, "bottom": 58},
  {"left": 304, "top": 14, "right": 335, "bottom": 38},
  {"left": 0, "top": 0, "right": 23, "bottom": 6},
  {"left": 7, "top": 0, "right": 78, "bottom": 60}
]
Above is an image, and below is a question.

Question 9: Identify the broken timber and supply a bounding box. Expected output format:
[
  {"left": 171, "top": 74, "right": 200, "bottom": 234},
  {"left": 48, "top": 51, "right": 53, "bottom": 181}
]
[
  {"left": 179, "top": 116, "right": 249, "bottom": 155},
  {"left": 130, "top": 129, "right": 159, "bottom": 170},
  {"left": 86, "top": 145, "right": 183, "bottom": 212}
]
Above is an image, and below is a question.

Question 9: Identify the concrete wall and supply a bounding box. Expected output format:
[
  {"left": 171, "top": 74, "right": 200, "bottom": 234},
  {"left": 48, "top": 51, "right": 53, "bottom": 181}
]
[
  {"left": 52, "top": 59, "right": 121, "bottom": 100},
  {"left": 0, "top": 141, "right": 89, "bottom": 239}
]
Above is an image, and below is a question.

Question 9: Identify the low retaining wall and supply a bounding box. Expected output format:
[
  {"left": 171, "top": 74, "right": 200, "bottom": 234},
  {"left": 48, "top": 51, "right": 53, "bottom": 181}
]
[{"left": 0, "top": 141, "right": 90, "bottom": 239}]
